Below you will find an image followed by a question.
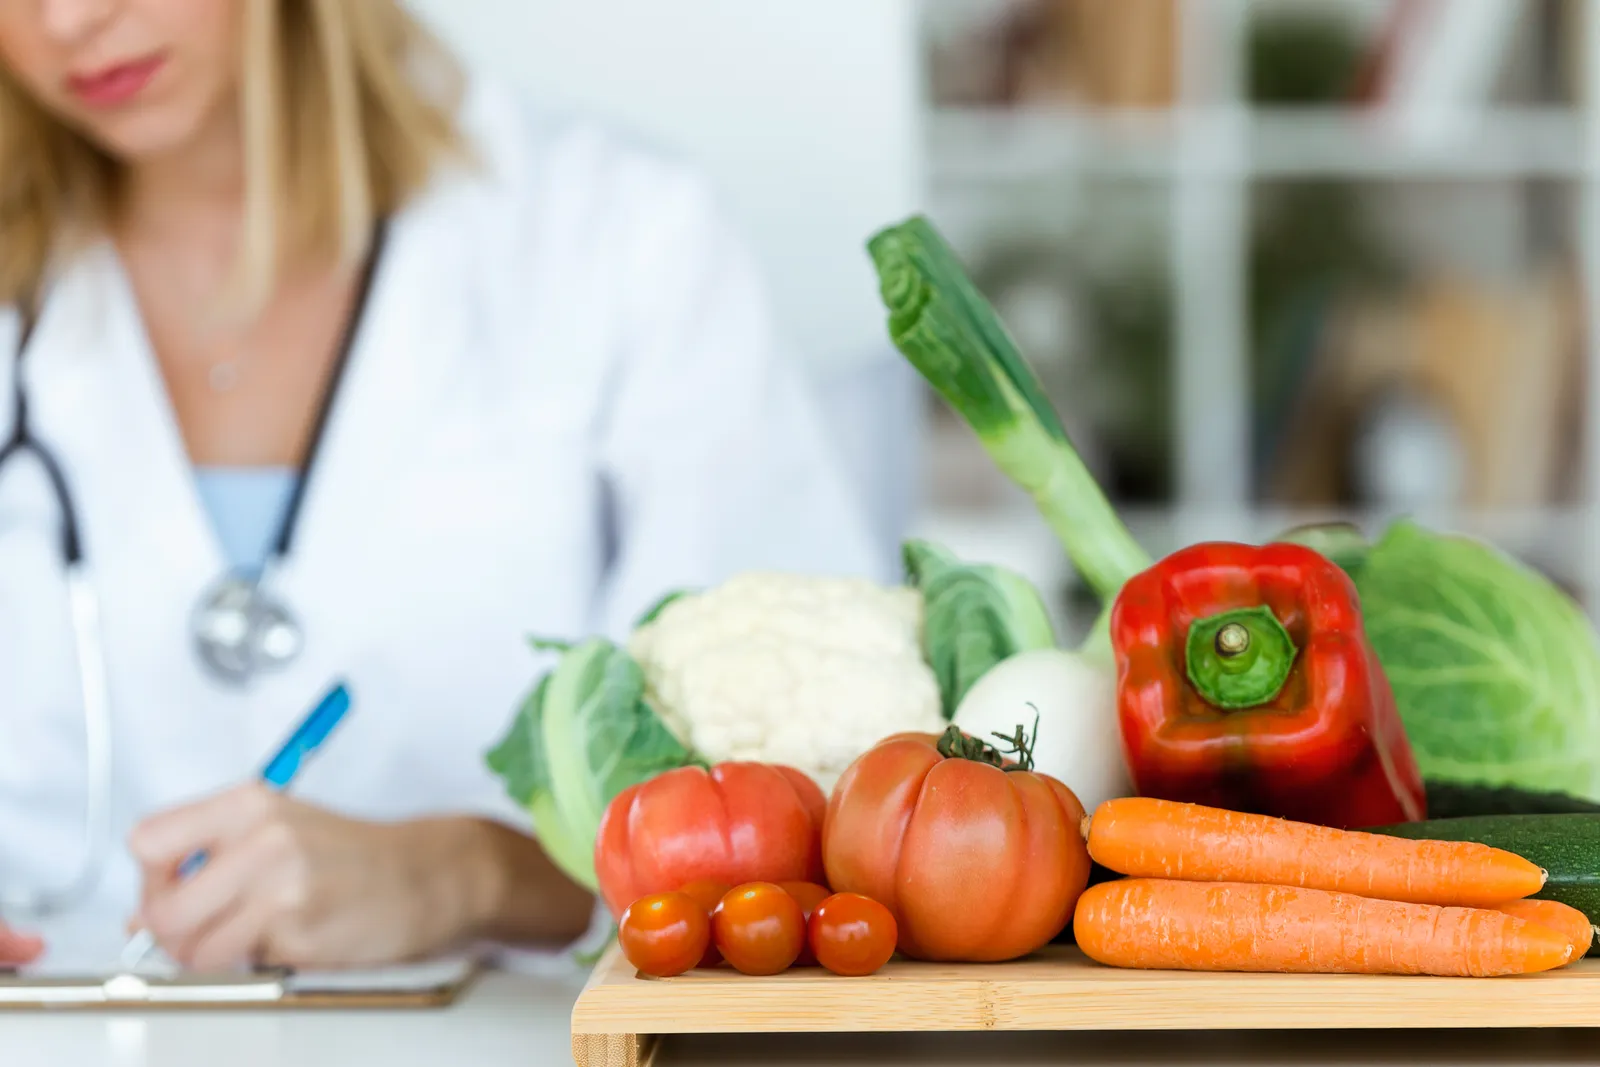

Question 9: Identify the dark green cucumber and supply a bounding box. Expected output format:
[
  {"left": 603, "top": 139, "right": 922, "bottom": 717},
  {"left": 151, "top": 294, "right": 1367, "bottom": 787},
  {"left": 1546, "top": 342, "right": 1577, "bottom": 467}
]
[
  {"left": 1052, "top": 862, "right": 1124, "bottom": 945},
  {"left": 1370, "top": 814, "right": 1600, "bottom": 955},
  {"left": 1421, "top": 781, "right": 1600, "bottom": 819}
]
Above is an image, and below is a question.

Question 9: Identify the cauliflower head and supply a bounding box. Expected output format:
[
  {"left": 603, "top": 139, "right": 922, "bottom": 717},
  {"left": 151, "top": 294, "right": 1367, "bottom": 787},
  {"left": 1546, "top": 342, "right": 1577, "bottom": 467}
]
[{"left": 626, "top": 572, "right": 945, "bottom": 791}]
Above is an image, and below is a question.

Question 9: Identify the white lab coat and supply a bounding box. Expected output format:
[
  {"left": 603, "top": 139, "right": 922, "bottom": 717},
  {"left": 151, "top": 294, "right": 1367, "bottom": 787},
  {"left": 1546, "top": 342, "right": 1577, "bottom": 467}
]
[{"left": 0, "top": 75, "right": 883, "bottom": 937}]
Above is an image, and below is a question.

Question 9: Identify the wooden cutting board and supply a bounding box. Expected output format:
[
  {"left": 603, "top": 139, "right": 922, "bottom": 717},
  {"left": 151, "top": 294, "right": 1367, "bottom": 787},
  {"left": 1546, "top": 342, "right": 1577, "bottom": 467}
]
[{"left": 571, "top": 944, "right": 1600, "bottom": 1067}]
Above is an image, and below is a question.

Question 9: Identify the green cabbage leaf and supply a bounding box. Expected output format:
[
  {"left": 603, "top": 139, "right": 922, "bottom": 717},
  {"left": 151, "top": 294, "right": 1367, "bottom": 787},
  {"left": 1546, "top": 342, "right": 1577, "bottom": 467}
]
[
  {"left": 903, "top": 539, "right": 1058, "bottom": 718},
  {"left": 485, "top": 638, "right": 697, "bottom": 892},
  {"left": 1305, "top": 521, "right": 1600, "bottom": 800}
]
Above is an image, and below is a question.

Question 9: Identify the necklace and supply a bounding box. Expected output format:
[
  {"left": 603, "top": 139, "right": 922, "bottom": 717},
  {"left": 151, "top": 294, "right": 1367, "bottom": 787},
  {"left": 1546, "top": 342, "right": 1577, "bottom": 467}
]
[
  {"left": 208, "top": 356, "right": 246, "bottom": 393},
  {"left": 194, "top": 314, "right": 255, "bottom": 393},
  {"left": 113, "top": 235, "right": 259, "bottom": 395}
]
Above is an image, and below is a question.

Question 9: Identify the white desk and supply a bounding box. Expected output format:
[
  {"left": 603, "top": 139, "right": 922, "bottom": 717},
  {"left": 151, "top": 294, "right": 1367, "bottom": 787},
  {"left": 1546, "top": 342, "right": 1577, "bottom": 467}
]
[
  {"left": 0, "top": 971, "right": 586, "bottom": 1067},
  {"left": 5, "top": 971, "right": 1599, "bottom": 1067}
]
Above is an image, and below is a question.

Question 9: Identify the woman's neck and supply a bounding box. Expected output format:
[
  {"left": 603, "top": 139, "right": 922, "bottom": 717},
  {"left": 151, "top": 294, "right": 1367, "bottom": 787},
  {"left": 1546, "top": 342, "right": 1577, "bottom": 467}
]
[{"left": 116, "top": 109, "right": 246, "bottom": 250}]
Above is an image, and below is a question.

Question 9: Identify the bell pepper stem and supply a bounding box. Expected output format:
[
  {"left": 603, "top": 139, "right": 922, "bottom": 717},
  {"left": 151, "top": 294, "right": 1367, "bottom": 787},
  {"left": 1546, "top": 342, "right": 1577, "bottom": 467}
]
[{"left": 1185, "top": 606, "right": 1299, "bottom": 709}]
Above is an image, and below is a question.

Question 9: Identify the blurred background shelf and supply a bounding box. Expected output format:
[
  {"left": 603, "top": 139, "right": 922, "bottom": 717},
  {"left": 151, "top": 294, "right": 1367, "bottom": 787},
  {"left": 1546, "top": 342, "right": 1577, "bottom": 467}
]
[
  {"left": 915, "top": 0, "right": 1600, "bottom": 619},
  {"left": 931, "top": 106, "right": 1595, "bottom": 182}
]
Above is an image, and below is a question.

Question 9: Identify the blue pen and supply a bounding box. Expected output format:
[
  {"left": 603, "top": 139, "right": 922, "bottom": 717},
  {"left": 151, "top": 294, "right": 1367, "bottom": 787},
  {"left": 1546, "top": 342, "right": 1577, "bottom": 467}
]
[{"left": 118, "top": 681, "right": 353, "bottom": 969}]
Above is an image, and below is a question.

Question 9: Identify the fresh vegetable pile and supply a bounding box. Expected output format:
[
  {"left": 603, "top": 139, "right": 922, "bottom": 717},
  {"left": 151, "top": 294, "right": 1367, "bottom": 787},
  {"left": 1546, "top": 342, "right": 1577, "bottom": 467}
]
[
  {"left": 868, "top": 213, "right": 1600, "bottom": 812},
  {"left": 485, "top": 541, "right": 1099, "bottom": 895},
  {"left": 603, "top": 720, "right": 1097, "bottom": 978},
  {"left": 596, "top": 748, "right": 1594, "bottom": 982},
  {"left": 481, "top": 208, "right": 1600, "bottom": 987}
]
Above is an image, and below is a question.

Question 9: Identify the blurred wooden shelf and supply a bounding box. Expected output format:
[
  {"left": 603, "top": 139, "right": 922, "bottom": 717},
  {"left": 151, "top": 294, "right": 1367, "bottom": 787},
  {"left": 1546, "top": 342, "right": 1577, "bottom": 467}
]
[
  {"left": 910, "top": 503, "right": 1595, "bottom": 592},
  {"left": 914, "top": 501, "right": 1593, "bottom": 548},
  {"left": 930, "top": 105, "right": 1594, "bottom": 184}
]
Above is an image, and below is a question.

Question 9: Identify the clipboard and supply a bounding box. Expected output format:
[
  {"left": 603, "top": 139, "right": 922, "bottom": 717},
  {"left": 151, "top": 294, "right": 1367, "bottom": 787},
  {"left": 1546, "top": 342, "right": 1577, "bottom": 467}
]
[{"left": 0, "top": 955, "right": 483, "bottom": 1011}]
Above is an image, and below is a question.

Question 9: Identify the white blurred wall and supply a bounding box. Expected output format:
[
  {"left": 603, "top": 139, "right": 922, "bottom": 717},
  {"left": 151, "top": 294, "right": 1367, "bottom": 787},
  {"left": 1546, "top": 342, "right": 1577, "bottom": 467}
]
[
  {"left": 404, "top": 0, "right": 925, "bottom": 377},
  {"left": 402, "top": 0, "right": 929, "bottom": 576}
]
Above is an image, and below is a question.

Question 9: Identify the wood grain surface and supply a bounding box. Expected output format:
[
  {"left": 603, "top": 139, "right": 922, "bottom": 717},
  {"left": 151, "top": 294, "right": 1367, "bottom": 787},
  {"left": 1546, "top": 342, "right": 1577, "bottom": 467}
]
[
  {"left": 571, "top": 942, "right": 1600, "bottom": 1048},
  {"left": 572, "top": 1031, "right": 659, "bottom": 1067}
]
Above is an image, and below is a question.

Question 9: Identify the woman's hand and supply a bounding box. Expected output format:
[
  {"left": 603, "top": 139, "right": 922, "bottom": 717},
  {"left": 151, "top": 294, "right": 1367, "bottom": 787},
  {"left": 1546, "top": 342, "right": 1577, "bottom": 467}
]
[
  {"left": 127, "top": 785, "right": 551, "bottom": 971},
  {"left": 0, "top": 925, "right": 44, "bottom": 967}
]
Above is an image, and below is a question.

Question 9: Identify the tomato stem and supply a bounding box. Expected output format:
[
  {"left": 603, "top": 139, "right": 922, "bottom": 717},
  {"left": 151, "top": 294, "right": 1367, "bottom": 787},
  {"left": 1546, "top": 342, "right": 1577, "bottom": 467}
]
[
  {"left": 935, "top": 725, "right": 1004, "bottom": 767},
  {"left": 989, "top": 707, "right": 1040, "bottom": 773},
  {"left": 934, "top": 710, "right": 1040, "bottom": 773}
]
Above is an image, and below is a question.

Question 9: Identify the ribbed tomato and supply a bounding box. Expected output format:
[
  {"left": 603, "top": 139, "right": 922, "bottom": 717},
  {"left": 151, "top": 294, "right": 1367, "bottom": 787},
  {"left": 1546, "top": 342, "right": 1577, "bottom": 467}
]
[
  {"left": 822, "top": 726, "right": 1091, "bottom": 962},
  {"left": 595, "top": 763, "right": 826, "bottom": 918}
]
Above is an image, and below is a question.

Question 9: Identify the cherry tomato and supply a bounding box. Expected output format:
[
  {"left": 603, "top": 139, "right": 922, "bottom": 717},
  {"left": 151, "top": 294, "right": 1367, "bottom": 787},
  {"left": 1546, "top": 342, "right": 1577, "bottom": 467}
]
[
  {"left": 678, "top": 879, "right": 730, "bottom": 967},
  {"left": 712, "top": 882, "right": 805, "bottom": 976},
  {"left": 780, "top": 881, "right": 831, "bottom": 966},
  {"left": 809, "top": 893, "right": 898, "bottom": 977},
  {"left": 618, "top": 892, "right": 710, "bottom": 978}
]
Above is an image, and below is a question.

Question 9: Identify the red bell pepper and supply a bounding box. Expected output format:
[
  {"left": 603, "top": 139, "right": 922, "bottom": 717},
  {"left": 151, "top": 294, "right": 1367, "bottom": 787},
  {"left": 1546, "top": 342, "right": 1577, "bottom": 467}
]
[{"left": 1110, "top": 541, "right": 1426, "bottom": 830}]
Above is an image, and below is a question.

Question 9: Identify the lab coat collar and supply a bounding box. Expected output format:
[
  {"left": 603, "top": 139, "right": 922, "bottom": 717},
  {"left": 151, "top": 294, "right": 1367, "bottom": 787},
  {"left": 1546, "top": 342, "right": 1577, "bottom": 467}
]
[{"left": 22, "top": 241, "right": 221, "bottom": 586}]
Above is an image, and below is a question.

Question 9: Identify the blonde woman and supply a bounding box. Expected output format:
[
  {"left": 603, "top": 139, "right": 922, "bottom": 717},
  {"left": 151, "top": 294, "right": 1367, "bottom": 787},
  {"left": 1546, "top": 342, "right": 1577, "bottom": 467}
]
[{"left": 0, "top": 1, "right": 877, "bottom": 971}]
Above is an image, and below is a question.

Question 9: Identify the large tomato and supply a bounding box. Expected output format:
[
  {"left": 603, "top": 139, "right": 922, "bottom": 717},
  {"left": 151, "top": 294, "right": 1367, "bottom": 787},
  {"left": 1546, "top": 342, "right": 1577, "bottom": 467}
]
[
  {"left": 822, "top": 726, "right": 1091, "bottom": 962},
  {"left": 595, "top": 762, "right": 826, "bottom": 918}
]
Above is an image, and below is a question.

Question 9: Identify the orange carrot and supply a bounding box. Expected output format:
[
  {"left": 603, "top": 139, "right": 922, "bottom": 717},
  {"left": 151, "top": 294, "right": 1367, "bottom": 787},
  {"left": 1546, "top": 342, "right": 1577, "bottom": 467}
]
[
  {"left": 1073, "top": 879, "right": 1573, "bottom": 977},
  {"left": 1494, "top": 899, "right": 1595, "bottom": 960},
  {"left": 1086, "top": 797, "right": 1545, "bottom": 908}
]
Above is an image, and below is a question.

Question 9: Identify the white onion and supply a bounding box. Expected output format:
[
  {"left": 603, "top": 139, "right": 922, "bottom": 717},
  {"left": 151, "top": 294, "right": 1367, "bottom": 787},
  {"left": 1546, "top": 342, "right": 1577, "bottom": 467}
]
[{"left": 952, "top": 648, "right": 1132, "bottom": 814}]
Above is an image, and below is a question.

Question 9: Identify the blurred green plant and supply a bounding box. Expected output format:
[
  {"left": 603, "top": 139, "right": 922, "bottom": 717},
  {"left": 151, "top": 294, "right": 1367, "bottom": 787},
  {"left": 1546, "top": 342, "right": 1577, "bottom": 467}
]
[
  {"left": 1247, "top": 8, "right": 1369, "bottom": 104},
  {"left": 956, "top": 8, "right": 1405, "bottom": 505},
  {"left": 1246, "top": 10, "right": 1402, "bottom": 488},
  {"left": 1078, "top": 262, "right": 1172, "bottom": 502}
]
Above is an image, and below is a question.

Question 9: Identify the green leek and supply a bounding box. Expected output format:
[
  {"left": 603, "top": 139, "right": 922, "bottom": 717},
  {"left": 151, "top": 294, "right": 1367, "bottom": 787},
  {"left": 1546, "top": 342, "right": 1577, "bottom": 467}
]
[{"left": 868, "top": 217, "right": 1153, "bottom": 600}]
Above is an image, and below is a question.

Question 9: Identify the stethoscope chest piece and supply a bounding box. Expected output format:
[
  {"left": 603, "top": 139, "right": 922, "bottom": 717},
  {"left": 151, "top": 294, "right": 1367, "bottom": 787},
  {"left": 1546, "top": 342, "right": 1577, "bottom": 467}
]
[{"left": 191, "top": 573, "right": 303, "bottom": 685}]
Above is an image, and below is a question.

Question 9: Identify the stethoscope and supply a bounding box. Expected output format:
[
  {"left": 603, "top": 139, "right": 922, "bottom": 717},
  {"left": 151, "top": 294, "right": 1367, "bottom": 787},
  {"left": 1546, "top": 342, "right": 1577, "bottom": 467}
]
[
  {"left": 0, "top": 221, "right": 387, "bottom": 920},
  {"left": 190, "top": 220, "right": 387, "bottom": 684}
]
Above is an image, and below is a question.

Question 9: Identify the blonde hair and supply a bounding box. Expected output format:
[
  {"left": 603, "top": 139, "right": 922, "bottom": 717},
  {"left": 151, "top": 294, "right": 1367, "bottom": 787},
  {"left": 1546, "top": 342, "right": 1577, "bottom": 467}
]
[{"left": 0, "top": 0, "right": 470, "bottom": 318}]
